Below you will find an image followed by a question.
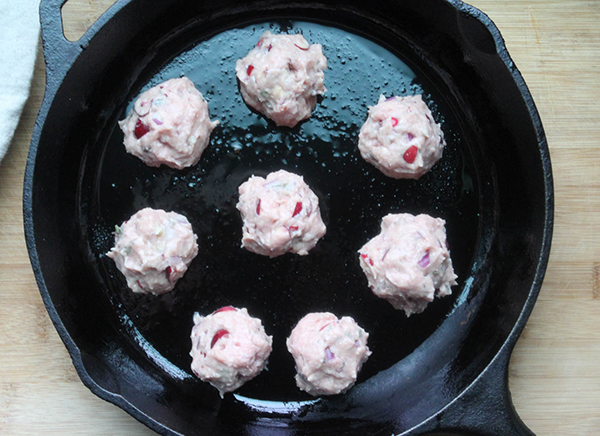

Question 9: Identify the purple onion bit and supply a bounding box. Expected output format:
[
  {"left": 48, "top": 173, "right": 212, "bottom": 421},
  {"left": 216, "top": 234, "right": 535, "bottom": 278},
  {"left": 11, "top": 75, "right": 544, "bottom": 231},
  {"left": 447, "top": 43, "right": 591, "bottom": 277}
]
[
  {"left": 153, "top": 118, "right": 163, "bottom": 125},
  {"left": 385, "top": 96, "right": 397, "bottom": 101},
  {"left": 134, "top": 100, "right": 151, "bottom": 117},
  {"left": 325, "top": 347, "right": 335, "bottom": 361},
  {"left": 418, "top": 251, "right": 431, "bottom": 268}
]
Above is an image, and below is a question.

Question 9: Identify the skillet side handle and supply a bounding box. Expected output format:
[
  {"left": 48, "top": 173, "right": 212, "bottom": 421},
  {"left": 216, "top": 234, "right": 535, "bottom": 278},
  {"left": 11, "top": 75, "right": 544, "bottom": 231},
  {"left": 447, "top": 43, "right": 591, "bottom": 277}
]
[
  {"left": 416, "top": 346, "right": 535, "bottom": 436},
  {"left": 39, "top": 0, "right": 83, "bottom": 91}
]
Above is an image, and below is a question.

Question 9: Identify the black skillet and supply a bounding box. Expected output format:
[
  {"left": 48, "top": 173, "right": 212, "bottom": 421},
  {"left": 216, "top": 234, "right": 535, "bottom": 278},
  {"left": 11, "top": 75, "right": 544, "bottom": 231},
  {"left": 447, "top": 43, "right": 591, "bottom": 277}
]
[{"left": 24, "top": 0, "right": 553, "bottom": 434}]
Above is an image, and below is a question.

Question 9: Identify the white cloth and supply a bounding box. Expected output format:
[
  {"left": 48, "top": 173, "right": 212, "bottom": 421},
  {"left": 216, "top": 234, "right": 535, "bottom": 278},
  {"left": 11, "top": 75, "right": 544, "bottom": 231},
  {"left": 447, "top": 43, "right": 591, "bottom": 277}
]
[{"left": 0, "top": 0, "right": 41, "bottom": 163}]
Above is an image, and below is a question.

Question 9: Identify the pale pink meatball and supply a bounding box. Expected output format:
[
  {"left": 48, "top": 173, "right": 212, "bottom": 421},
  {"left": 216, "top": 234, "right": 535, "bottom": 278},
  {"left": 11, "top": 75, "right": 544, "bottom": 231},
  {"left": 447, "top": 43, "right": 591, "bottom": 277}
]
[
  {"left": 286, "top": 312, "right": 371, "bottom": 396},
  {"left": 119, "top": 77, "right": 219, "bottom": 169},
  {"left": 106, "top": 208, "right": 198, "bottom": 295},
  {"left": 358, "top": 213, "right": 457, "bottom": 316},
  {"left": 236, "top": 170, "right": 326, "bottom": 257},
  {"left": 190, "top": 306, "right": 273, "bottom": 397},
  {"left": 235, "top": 31, "right": 327, "bottom": 127},
  {"left": 358, "top": 95, "right": 445, "bottom": 179}
]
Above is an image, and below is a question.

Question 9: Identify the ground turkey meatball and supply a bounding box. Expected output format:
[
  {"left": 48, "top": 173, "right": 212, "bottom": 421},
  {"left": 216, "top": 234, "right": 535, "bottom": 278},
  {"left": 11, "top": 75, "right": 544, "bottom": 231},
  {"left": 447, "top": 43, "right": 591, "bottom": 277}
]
[
  {"left": 190, "top": 306, "right": 273, "bottom": 397},
  {"left": 358, "top": 213, "right": 457, "bottom": 316},
  {"left": 235, "top": 31, "right": 327, "bottom": 127},
  {"left": 236, "top": 169, "right": 326, "bottom": 257},
  {"left": 358, "top": 95, "right": 445, "bottom": 179},
  {"left": 107, "top": 208, "right": 198, "bottom": 295},
  {"left": 286, "top": 312, "right": 371, "bottom": 396},
  {"left": 119, "top": 77, "right": 219, "bottom": 169}
]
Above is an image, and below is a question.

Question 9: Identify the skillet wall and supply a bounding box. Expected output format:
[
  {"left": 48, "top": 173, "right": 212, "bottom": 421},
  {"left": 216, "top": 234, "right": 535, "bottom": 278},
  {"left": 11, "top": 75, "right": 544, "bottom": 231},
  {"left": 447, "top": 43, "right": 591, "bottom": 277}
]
[{"left": 27, "top": 0, "right": 550, "bottom": 434}]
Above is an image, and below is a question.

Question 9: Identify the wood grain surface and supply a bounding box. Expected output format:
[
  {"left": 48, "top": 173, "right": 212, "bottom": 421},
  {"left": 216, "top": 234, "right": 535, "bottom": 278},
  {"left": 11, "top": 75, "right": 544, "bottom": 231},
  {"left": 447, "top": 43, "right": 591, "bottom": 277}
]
[{"left": 1, "top": 0, "right": 599, "bottom": 434}]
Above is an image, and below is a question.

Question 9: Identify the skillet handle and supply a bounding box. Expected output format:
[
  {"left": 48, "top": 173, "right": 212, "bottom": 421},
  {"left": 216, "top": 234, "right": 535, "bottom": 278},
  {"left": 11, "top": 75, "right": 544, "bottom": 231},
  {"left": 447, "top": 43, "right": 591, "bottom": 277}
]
[
  {"left": 39, "top": 0, "right": 89, "bottom": 91},
  {"left": 416, "top": 346, "right": 535, "bottom": 436}
]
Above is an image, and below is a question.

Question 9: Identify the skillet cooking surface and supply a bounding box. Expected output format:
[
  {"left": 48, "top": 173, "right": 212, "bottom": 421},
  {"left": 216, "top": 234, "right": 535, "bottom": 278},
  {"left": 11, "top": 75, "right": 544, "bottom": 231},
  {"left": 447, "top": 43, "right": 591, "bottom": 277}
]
[
  {"left": 86, "top": 20, "right": 479, "bottom": 401},
  {"left": 26, "top": 0, "right": 552, "bottom": 434}
]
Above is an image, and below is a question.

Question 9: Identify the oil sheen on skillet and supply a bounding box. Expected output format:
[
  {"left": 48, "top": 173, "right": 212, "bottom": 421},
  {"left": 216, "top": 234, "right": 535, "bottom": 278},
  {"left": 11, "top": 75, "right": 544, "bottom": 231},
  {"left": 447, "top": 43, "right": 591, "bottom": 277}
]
[{"left": 86, "top": 21, "right": 479, "bottom": 402}]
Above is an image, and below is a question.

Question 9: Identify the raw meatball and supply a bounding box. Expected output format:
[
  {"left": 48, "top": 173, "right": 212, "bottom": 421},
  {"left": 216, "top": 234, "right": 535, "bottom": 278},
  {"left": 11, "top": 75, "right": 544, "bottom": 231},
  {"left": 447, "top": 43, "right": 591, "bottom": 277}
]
[
  {"left": 118, "top": 77, "right": 219, "bottom": 169},
  {"left": 236, "top": 169, "right": 326, "bottom": 257},
  {"left": 190, "top": 306, "right": 273, "bottom": 396},
  {"left": 286, "top": 312, "right": 371, "bottom": 396},
  {"left": 235, "top": 31, "right": 327, "bottom": 127},
  {"left": 106, "top": 208, "right": 198, "bottom": 295},
  {"left": 358, "top": 94, "right": 445, "bottom": 179},
  {"left": 358, "top": 213, "right": 457, "bottom": 316}
]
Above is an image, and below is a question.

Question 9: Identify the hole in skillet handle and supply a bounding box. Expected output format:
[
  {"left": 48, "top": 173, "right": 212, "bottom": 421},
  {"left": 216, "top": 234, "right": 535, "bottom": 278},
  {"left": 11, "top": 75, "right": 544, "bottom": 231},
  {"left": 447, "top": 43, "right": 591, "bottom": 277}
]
[
  {"left": 61, "top": 0, "right": 118, "bottom": 42},
  {"left": 39, "top": 0, "right": 113, "bottom": 94}
]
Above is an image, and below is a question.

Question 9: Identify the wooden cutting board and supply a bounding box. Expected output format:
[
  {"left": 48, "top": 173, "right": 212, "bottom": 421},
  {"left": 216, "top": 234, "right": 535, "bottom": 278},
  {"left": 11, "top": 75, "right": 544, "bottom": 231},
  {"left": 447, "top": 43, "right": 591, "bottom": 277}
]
[{"left": 1, "top": 0, "right": 599, "bottom": 434}]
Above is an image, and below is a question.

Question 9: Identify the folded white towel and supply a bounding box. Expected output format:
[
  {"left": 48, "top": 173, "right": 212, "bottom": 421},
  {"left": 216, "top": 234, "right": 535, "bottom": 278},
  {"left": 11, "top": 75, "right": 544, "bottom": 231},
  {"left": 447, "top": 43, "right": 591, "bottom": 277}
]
[{"left": 0, "top": 0, "right": 41, "bottom": 164}]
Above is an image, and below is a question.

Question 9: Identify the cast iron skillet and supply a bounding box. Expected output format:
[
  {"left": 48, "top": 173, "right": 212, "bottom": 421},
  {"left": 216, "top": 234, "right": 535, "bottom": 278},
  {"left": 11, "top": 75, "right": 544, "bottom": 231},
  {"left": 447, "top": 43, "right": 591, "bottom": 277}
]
[{"left": 24, "top": 0, "right": 553, "bottom": 434}]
